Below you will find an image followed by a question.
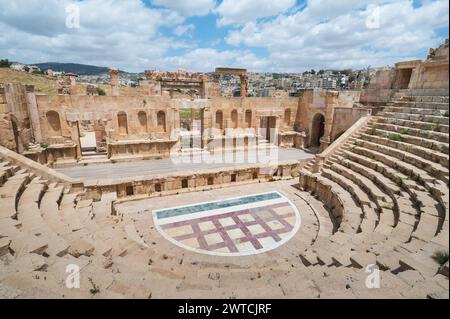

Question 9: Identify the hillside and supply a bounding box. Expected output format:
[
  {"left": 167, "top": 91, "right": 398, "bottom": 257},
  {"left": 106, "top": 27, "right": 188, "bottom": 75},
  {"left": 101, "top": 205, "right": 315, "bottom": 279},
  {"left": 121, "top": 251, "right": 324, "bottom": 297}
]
[
  {"left": 0, "top": 68, "right": 148, "bottom": 96},
  {"left": 0, "top": 68, "right": 58, "bottom": 94},
  {"left": 34, "top": 63, "right": 110, "bottom": 75}
]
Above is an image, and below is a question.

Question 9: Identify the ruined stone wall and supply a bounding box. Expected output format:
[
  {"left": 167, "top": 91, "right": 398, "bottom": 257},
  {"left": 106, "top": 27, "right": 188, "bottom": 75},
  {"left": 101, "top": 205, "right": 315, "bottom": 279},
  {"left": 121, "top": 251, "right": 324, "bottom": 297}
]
[
  {"left": 330, "top": 107, "right": 370, "bottom": 141},
  {"left": 0, "top": 85, "right": 17, "bottom": 151},
  {"left": 0, "top": 84, "right": 36, "bottom": 152},
  {"left": 360, "top": 69, "right": 396, "bottom": 105}
]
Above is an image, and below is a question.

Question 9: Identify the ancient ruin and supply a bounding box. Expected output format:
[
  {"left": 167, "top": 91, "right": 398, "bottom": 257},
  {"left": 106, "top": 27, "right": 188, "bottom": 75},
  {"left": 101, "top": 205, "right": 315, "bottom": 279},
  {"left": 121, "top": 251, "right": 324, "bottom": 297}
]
[{"left": 0, "top": 40, "right": 448, "bottom": 299}]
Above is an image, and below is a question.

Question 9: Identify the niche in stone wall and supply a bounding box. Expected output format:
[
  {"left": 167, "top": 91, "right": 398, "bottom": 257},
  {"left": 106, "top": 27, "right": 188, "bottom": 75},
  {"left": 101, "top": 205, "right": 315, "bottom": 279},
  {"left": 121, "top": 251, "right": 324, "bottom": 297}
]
[
  {"left": 46, "top": 111, "right": 62, "bottom": 137},
  {"left": 245, "top": 110, "right": 252, "bottom": 128},
  {"left": 157, "top": 111, "right": 166, "bottom": 132},
  {"left": 118, "top": 112, "right": 128, "bottom": 135},
  {"left": 284, "top": 108, "right": 291, "bottom": 126},
  {"left": 231, "top": 110, "right": 238, "bottom": 129},
  {"left": 216, "top": 110, "right": 224, "bottom": 130},
  {"left": 138, "top": 111, "right": 148, "bottom": 134}
]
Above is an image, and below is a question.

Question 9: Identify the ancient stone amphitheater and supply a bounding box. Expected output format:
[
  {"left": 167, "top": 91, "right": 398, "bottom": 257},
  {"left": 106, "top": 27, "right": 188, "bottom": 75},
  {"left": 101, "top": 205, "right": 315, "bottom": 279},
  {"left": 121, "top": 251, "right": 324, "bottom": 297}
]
[{"left": 0, "top": 44, "right": 448, "bottom": 299}]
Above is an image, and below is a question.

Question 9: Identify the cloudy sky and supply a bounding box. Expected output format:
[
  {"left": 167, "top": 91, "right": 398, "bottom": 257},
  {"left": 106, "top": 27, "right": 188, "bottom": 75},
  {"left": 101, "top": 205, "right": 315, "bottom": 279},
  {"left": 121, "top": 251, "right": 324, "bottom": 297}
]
[{"left": 0, "top": 0, "right": 448, "bottom": 72}]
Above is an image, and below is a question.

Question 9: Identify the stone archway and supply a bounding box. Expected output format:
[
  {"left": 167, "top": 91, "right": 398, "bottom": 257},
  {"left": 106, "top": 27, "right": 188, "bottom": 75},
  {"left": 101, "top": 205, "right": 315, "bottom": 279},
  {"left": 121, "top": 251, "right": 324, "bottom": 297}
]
[{"left": 311, "top": 113, "right": 325, "bottom": 147}]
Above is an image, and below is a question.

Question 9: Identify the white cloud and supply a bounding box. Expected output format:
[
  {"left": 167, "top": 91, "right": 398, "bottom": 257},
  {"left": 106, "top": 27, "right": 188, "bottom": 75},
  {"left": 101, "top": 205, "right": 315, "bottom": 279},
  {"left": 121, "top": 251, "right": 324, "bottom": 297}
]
[
  {"left": 0, "top": 0, "right": 447, "bottom": 73},
  {"left": 163, "top": 48, "right": 240, "bottom": 71},
  {"left": 152, "top": 0, "right": 216, "bottom": 17},
  {"left": 0, "top": 0, "right": 186, "bottom": 72},
  {"left": 174, "top": 24, "right": 195, "bottom": 36},
  {"left": 215, "top": 0, "right": 296, "bottom": 26},
  {"left": 225, "top": 0, "right": 449, "bottom": 71}
]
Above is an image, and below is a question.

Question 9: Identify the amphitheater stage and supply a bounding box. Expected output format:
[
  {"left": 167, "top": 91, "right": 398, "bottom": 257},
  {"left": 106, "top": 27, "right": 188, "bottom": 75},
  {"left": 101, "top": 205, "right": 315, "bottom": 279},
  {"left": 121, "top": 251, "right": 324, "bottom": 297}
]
[{"left": 56, "top": 147, "right": 315, "bottom": 181}]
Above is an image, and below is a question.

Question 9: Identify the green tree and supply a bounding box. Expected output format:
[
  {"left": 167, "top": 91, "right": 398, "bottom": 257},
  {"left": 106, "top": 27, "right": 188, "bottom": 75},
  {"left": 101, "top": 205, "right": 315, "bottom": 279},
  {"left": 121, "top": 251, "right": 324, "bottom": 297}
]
[{"left": 0, "top": 59, "right": 12, "bottom": 68}]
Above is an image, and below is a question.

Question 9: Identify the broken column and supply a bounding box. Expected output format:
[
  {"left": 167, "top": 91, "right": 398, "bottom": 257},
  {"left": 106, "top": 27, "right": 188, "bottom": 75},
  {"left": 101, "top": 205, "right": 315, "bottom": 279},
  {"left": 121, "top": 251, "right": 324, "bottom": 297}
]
[
  {"left": 109, "top": 68, "right": 119, "bottom": 97},
  {"left": 240, "top": 74, "right": 248, "bottom": 98}
]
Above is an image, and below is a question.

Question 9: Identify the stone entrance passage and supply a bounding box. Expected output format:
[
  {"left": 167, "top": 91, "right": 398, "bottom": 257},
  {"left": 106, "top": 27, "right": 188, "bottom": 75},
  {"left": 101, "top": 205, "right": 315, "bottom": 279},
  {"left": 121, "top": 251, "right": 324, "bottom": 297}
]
[
  {"left": 260, "top": 116, "right": 277, "bottom": 143},
  {"left": 179, "top": 108, "right": 203, "bottom": 149},
  {"left": 153, "top": 191, "right": 301, "bottom": 256}
]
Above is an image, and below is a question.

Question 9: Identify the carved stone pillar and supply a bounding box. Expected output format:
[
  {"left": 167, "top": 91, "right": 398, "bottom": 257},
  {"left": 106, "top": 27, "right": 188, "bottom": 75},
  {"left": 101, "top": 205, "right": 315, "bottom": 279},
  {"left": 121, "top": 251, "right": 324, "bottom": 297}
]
[
  {"left": 240, "top": 75, "right": 248, "bottom": 98},
  {"left": 109, "top": 68, "right": 119, "bottom": 97},
  {"left": 68, "top": 121, "right": 82, "bottom": 159}
]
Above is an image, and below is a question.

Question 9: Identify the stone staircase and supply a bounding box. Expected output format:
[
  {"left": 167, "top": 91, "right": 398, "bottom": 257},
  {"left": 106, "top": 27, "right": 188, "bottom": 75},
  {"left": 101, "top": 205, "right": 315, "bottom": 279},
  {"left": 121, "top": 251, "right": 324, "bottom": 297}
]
[{"left": 298, "top": 90, "right": 449, "bottom": 292}]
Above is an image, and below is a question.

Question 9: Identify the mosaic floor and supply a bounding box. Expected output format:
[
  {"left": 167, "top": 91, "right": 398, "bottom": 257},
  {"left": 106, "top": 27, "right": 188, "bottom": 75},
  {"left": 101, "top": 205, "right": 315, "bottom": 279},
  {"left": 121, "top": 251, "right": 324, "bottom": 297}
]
[{"left": 153, "top": 192, "right": 301, "bottom": 256}]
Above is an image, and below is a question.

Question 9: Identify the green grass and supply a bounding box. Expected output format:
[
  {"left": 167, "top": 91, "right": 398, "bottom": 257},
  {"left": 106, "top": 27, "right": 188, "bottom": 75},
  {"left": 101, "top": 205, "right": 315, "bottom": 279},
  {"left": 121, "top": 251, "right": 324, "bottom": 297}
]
[
  {"left": 368, "top": 127, "right": 378, "bottom": 136},
  {"left": 388, "top": 133, "right": 402, "bottom": 141},
  {"left": 399, "top": 128, "right": 409, "bottom": 135},
  {"left": 433, "top": 120, "right": 441, "bottom": 132},
  {"left": 432, "top": 251, "right": 449, "bottom": 266}
]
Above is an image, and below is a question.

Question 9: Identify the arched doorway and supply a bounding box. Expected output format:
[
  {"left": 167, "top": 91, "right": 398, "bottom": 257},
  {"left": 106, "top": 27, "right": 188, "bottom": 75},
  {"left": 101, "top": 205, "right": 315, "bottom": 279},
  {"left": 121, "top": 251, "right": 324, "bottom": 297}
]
[{"left": 311, "top": 113, "right": 325, "bottom": 147}]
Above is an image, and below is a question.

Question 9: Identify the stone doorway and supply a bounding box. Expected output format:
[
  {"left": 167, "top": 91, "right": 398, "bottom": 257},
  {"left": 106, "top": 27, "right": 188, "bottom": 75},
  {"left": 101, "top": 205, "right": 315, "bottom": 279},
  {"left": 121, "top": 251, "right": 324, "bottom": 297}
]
[
  {"left": 311, "top": 113, "right": 325, "bottom": 147},
  {"left": 79, "top": 119, "right": 107, "bottom": 156},
  {"left": 395, "top": 68, "right": 413, "bottom": 89},
  {"left": 260, "top": 116, "right": 277, "bottom": 143},
  {"left": 179, "top": 108, "right": 203, "bottom": 149}
]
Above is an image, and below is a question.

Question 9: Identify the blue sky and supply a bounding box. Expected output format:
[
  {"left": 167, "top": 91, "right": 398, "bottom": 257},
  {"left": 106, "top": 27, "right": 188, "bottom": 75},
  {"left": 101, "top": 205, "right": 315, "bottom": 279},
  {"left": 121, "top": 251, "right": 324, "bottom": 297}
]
[{"left": 0, "top": 0, "right": 448, "bottom": 72}]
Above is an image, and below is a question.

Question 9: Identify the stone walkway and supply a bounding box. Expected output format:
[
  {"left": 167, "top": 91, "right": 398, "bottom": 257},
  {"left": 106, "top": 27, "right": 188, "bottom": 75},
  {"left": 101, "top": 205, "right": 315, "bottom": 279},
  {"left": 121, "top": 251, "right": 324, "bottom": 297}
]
[{"left": 57, "top": 147, "right": 315, "bottom": 180}]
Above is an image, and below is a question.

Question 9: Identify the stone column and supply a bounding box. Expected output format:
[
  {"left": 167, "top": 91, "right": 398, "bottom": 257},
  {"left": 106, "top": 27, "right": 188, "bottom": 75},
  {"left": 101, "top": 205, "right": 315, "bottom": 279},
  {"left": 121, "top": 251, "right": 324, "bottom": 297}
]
[
  {"left": 320, "top": 90, "right": 338, "bottom": 152},
  {"left": 69, "top": 75, "right": 77, "bottom": 95},
  {"left": 240, "top": 75, "right": 248, "bottom": 98},
  {"left": 68, "top": 121, "right": 82, "bottom": 159},
  {"left": 109, "top": 68, "right": 119, "bottom": 97},
  {"left": 25, "top": 91, "right": 42, "bottom": 143}
]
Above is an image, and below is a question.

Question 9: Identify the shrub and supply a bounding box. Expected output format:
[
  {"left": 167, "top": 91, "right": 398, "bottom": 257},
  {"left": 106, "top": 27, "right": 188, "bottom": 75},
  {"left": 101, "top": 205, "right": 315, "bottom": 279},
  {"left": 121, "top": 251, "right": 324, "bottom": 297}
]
[
  {"left": 399, "top": 128, "right": 409, "bottom": 135},
  {"left": 98, "top": 88, "right": 106, "bottom": 96},
  {"left": 368, "top": 127, "right": 378, "bottom": 135},
  {"left": 432, "top": 250, "right": 449, "bottom": 266},
  {"left": 433, "top": 122, "right": 441, "bottom": 131},
  {"left": 388, "top": 133, "right": 402, "bottom": 141},
  {"left": 40, "top": 142, "right": 49, "bottom": 149},
  {"left": 88, "top": 278, "right": 100, "bottom": 294},
  {"left": 0, "top": 59, "right": 12, "bottom": 68}
]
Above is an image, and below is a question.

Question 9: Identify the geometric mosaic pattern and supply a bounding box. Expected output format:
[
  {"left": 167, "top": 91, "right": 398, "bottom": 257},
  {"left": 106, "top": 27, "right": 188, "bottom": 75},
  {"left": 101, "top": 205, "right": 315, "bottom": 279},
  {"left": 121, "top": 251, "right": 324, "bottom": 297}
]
[{"left": 153, "top": 192, "right": 301, "bottom": 256}]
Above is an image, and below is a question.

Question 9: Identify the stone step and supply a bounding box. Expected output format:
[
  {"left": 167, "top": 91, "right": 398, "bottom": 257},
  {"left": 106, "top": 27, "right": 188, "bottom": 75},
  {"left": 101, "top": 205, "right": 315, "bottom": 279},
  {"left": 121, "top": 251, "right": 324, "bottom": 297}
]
[
  {"left": 355, "top": 138, "right": 449, "bottom": 184},
  {"left": 380, "top": 112, "right": 449, "bottom": 126},
  {"left": 375, "top": 116, "right": 449, "bottom": 134},
  {"left": 360, "top": 132, "right": 449, "bottom": 168},
  {"left": 366, "top": 125, "right": 449, "bottom": 154},
  {"left": 17, "top": 183, "right": 70, "bottom": 258}
]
